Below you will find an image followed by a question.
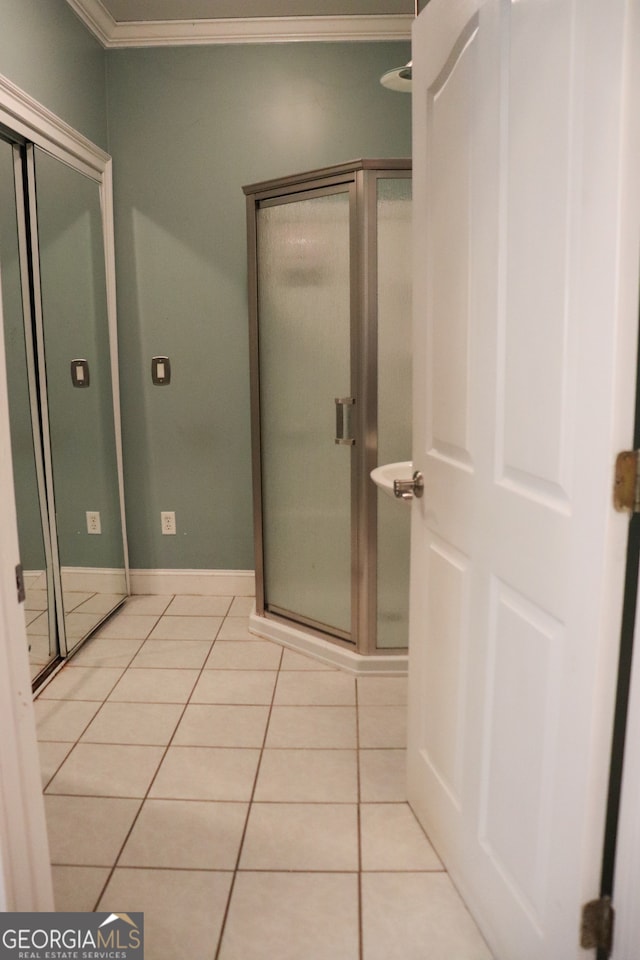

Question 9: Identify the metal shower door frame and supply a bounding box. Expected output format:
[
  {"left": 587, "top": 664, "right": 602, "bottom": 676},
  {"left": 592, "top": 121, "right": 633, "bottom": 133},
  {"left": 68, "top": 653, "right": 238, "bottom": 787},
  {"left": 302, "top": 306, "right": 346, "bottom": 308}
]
[{"left": 244, "top": 159, "right": 411, "bottom": 655}]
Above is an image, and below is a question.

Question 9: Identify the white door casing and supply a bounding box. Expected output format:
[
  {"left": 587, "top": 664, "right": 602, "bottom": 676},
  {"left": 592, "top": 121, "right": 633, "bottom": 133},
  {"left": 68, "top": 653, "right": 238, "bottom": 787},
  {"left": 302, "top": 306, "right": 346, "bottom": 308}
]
[
  {"left": 0, "top": 256, "right": 53, "bottom": 913},
  {"left": 407, "top": 1, "right": 640, "bottom": 958}
]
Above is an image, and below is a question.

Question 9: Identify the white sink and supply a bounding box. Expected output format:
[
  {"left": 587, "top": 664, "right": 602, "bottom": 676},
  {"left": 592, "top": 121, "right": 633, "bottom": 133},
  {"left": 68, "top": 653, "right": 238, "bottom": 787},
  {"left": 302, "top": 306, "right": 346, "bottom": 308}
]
[{"left": 370, "top": 461, "right": 413, "bottom": 499}]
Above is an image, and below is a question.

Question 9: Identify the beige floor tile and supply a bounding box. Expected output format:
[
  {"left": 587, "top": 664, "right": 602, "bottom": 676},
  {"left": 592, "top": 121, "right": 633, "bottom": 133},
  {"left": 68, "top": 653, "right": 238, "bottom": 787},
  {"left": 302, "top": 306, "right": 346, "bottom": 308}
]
[
  {"left": 38, "top": 666, "right": 124, "bottom": 702},
  {"left": 108, "top": 668, "right": 199, "bottom": 703},
  {"left": 67, "top": 636, "right": 145, "bottom": 668},
  {"left": 34, "top": 699, "right": 101, "bottom": 742},
  {"left": 38, "top": 741, "right": 73, "bottom": 788},
  {"left": 25, "top": 608, "right": 45, "bottom": 627},
  {"left": 98, "top": 868, "right": 232, "bottom": 960},
  {"left": 165, "top": 595, "right": 233, "bottom": 616},
  {"left": 27, "top": 612, "right": 49, "bottom": 636},
  {"left": 217, "top": 618, "right": 253, "bottom": 640},
  {"left": 240, "top": 803, "right": 358, "bottom": 871},
  {"left": 359, "top": 750, "right": 407, "bottom": 802},
  {"left": 73, "top": 594, "right": 126, "bottom": 615},
  {"left": 80, "top": 702, "right": 184, "bottom": 745},
  {"left": 254, "top": 749, "right": 358, "bottom": 803},
  {"left": 173, "top": 704, "right": 269, "bottom": 748},
  {"left": 360, "top": 804, "right": 443, "bottom": 871},
  {"left": 46, "top": 742, "right": 165, "bottom": 798},
  {"left": 148, "top": 615, "right": 223, "bottom": 641},
  {"left": 66, "top": 612, "right": 111, "bottom": 639},
  {"left": 228, "top": 597, "right": 255, "bottom": 616},
  {"left": 273, "top": 672, "right": 356, "bottom": 706},
  {"left": 130, "top": 638, "right": 212, "bottom": 669},
  {"left": 51, "top": 865, "right": 110, "bottom": 911},
  {"left": 25, "top": 588, "right": 48, "bottom": 611},
  {"left": 119, "top": 798, "right": 248, "bottom": 868},
  {"left": 149, "top": 746, "right": 260, "bottom": 801},
  {"left": 45, "top": 795, "right": 141, "bottom": 865},
  {"left": 265, "top": 706, "right": 357, "bottom": 749},
  {"left": 219, "top": 872, "right": 359, "bottom": 960},
  {"left": 357, "top": 676, "right": 408, "bottom": 705},
  {"left": 63, "top": 592, "right": 96, "bottom": 611},
  {"left": 361, "top": 873, "right": 493, "bottom": 960},
  {"left": 94, "top": 614, "right": 159, "bottom": 640},
  {"left": 124, "top": 595, "right": 173, "bottom": 615},
  {"left": 280, "top": 649, "right": 335, "bottom": 671},
  {"left": 191, "top": 669, "right": 277, "bottom": 705},
  {"left": 205, "top": 640, "right": 282, "bottom": 670},
  {"left": 358, "top": 705, "right": 408, "bottom": 748},
  {"left": 25, "top": 571, "right": 46, "bottom": 589}
]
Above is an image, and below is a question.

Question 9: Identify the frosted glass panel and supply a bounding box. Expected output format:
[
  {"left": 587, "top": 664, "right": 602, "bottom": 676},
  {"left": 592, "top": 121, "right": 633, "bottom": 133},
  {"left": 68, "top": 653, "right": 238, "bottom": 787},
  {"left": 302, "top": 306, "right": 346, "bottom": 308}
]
[
  {"left": 258, "top": 191, "right": 352, "bottom": 636},
  {"left": 376, "top": 177, "right": 412, "bottom": 648}
]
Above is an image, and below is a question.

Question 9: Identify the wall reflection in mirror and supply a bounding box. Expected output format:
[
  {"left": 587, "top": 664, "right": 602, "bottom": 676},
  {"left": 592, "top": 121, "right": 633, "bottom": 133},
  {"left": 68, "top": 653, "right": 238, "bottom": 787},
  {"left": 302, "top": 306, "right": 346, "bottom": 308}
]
[{"left": 0, "top": 136, "right": 128, "bottom": 686}]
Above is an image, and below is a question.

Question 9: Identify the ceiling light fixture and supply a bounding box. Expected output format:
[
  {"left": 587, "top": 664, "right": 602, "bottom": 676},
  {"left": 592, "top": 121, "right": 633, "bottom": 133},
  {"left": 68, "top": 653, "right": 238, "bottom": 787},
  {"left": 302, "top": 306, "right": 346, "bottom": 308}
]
[{"left": 380, "top": 1, "right": 418, "bottom": 92}]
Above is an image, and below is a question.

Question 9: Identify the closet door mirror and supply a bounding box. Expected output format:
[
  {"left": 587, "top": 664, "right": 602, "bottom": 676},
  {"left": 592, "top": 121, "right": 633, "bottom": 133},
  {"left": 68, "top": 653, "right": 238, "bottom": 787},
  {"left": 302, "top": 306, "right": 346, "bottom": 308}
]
[
  {"left": 0, "top": 139, "right": 58, "bottom": 678},
  {"left": 32, "top": 147, "right": 127, "bottom": 652}
]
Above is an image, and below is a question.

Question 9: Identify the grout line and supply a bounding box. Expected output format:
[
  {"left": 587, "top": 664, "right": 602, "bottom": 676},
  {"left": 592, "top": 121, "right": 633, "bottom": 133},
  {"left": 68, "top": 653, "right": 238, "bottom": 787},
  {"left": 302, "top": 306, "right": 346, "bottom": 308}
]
[
  {"left": 88, "top": 595, "right": 212, "bottom": 909},
  {"left": 44, "top": 594, "right": 416, "bottom": 951},
  {"left": 212, "top": 638, "right": 284, "bottom": 960}
]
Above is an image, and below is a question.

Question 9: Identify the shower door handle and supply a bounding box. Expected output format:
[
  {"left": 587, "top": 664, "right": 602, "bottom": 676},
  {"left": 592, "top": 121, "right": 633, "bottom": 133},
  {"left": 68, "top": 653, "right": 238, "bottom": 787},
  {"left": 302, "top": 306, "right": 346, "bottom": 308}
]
[{"left": 334, "top": 397, "right": 355, "bottom": 445}]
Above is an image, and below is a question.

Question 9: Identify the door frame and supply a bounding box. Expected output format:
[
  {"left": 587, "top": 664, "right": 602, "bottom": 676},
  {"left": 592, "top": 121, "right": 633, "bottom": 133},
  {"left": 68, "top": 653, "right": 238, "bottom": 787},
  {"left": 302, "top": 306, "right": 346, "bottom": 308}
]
[
  {"left": 612, "top": 0, "right": 640, "bottom": 898},
  {"left": 0, "top": 211, "right": 53, "bottom": 913}
]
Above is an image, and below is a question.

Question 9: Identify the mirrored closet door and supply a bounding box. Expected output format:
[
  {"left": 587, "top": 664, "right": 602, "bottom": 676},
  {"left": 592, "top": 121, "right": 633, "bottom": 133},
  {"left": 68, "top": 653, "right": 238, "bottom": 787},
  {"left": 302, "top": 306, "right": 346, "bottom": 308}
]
[{"left": 0, "top": 134, "right": 128, "bottom": 685}]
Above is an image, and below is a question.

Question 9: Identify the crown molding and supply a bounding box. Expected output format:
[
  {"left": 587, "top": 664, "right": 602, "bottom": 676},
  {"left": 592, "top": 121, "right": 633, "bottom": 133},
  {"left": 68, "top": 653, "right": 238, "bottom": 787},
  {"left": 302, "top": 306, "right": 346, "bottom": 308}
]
[
  {"left": 0, "top": 70, "right": 108, "bottom": 177},
  {"left": 65, "top": 0, "right": 116, "bottom": 46},
  {"left": 65, "top": 1, "right": 412, "bottom": 47}
]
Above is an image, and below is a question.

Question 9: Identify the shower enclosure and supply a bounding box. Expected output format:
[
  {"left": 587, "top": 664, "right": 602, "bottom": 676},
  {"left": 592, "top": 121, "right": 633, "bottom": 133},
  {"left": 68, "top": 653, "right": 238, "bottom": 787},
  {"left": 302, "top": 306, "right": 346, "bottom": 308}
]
[{"left": 244, "top": 160, "right": 411, "bottom": 667}]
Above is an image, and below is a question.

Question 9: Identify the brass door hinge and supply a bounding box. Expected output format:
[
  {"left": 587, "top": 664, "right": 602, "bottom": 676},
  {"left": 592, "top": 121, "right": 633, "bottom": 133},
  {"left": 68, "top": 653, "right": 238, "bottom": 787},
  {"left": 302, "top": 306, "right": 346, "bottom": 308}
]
[
  {"left": 15, "top": 563, "right": 25, "bottom": 604},
  {"left": 614, "top": 450, "right": 640, "bottom": 512},
  {"left": 581, "top": 896, "right": 614, "bottom": 954}
]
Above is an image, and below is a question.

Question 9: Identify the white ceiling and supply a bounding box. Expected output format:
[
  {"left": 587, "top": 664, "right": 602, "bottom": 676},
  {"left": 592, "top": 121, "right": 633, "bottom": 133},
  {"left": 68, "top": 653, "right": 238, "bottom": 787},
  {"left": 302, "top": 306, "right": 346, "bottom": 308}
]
[{"left": 65, "top": 0, "right": 414, "bottom": 47}]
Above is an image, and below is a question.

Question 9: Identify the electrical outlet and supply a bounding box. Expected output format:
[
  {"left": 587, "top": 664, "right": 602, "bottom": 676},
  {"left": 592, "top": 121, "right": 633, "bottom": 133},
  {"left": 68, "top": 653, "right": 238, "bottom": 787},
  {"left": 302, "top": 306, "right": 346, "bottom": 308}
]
[
  {"left": 86, "top": 511, "right": 101, "bottom": 534},
  {"left": 161, "top": 511, "right": 176, "bottom": 535}
]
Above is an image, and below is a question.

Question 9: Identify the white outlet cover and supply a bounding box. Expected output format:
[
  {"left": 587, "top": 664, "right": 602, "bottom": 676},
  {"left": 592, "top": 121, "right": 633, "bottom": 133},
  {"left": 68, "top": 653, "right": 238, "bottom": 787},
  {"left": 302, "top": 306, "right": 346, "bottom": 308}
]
[
  {"left": 161, "top": 511, "right": 176, "bottom": 534},
  {"left": 86, "top": 511, "right": 101, "bottom": 534}
]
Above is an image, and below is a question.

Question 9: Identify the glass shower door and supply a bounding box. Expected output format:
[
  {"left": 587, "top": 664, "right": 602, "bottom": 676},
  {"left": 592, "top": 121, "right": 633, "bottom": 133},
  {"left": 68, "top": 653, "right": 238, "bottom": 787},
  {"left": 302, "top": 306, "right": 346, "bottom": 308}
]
[
  {"left": 375, "top": 175, "right": 412, "bottom": 648},
  {"left": 257, "top": 187, "right": 353, "bottom": 640}
]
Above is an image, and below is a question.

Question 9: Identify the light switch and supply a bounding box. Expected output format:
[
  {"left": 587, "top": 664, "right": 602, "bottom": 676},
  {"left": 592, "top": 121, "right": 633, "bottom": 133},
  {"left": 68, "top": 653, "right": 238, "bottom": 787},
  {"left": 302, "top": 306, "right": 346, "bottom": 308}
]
[
  {"left": 71, "top": 359, "right": 90, "bottom": 387},
  {"left": 152, "top": 356, "right": 171, "bottom": 385}
]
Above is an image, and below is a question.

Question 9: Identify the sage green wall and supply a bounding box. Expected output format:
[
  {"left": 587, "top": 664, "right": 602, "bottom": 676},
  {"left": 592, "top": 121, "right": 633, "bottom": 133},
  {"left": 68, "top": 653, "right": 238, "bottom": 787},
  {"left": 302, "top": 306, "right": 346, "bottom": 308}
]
[
  {"left": 107, "top": 42, "right": 411, "bottom": 570},
  {"left": 0, "top": 0, "right": 107, "bottom": 149}
]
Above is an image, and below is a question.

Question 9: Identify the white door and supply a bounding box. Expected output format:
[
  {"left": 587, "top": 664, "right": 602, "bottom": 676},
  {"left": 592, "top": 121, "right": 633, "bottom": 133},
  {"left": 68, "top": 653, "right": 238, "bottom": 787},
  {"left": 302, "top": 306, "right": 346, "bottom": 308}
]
[{"left": 407, "top": 1, "right": 640, "bottom": 958}]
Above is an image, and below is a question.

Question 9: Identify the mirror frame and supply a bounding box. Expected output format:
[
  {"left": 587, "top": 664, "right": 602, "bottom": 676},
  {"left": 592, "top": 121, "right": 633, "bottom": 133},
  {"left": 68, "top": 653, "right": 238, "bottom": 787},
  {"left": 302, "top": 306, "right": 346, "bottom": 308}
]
[{"left": 0, "top": 72, "right": 130, "bottom": 646}]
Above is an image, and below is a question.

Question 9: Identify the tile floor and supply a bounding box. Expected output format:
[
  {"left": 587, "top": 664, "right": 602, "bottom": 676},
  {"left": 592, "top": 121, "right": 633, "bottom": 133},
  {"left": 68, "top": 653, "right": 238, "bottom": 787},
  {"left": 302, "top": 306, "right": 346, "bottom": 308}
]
[{"left": 35, "top": 594, "right": 492, "bottom": 960}]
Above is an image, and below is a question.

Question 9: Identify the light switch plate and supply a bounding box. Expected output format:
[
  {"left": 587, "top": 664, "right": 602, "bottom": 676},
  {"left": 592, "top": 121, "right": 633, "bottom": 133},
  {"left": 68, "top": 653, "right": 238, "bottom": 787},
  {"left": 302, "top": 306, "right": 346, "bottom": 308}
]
[
  {"left": 152, "top": 356, "right": 171, "bottom": 385},
  {"left": 71, "top": 359, "right": 90, "bottom": 387}
]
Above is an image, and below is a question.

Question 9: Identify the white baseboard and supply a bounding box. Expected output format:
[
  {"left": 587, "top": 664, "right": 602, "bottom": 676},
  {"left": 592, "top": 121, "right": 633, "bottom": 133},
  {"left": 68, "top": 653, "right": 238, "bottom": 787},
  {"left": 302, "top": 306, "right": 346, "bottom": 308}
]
[
  {"left": 61, "top": 567, "right": 128, "bottom": 593},
  {"left": 130, "top": 569, "right": 255, "bottom": 597},
  {"left": 249, "top": 611, "right": 408, "bottom": 677}
]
